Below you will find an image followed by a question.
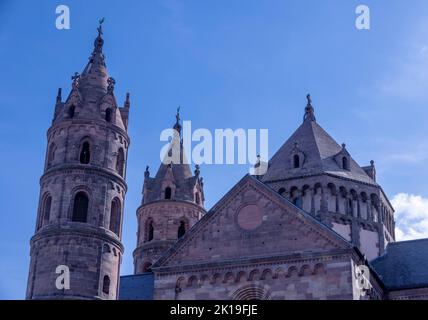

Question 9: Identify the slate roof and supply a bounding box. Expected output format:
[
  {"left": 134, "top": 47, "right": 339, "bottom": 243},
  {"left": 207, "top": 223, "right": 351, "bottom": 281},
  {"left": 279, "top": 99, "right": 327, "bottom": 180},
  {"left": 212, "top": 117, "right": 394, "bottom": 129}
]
[
  {"left": 119, "top": 273, "right": 154, "bottom": 300},
  {"left": 371, "top": 238, "right": 428, "bottom": 290},
  {"left": 261, "top": 116, "right": 376, "bottom": 185}
]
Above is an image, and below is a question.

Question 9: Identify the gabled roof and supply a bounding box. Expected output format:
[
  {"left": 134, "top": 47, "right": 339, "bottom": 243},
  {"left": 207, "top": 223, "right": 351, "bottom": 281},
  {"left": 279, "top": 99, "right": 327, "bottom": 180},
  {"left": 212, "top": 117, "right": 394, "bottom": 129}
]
[
  {"left": 370, "top": 238, "right": 428, "bottom": 290},
  {"left": 153, "top": 174, "right": 353, "bottom": 269},
  {"left": 261, "top": 100, "right": 376, "bottom": 185}
]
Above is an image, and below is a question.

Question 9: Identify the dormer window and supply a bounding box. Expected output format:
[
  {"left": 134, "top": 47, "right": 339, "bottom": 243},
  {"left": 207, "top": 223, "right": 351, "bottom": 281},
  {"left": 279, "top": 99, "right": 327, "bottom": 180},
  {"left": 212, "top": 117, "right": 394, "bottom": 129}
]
[
  {"left": 68, "top": 105, "right": 75, "bottom": 118},
  {"left": 293, "top": 154, "right": 300, "bottom": 168},
  {"left": 342, "top": 157, "right": 349, "bottom": 171},
  {"left": 165, "top": 187, "right": 172, "bottom": 200},
  {"left": 291, "top": 142, "right": 304, "bottom": 169}
]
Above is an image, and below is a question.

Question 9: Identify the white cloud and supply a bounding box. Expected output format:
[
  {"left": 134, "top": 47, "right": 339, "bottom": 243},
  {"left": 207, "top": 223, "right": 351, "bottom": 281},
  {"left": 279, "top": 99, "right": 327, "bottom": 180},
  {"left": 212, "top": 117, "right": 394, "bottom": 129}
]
[{"left": 391, "top": 193, "right": 428, "bottom": 241}]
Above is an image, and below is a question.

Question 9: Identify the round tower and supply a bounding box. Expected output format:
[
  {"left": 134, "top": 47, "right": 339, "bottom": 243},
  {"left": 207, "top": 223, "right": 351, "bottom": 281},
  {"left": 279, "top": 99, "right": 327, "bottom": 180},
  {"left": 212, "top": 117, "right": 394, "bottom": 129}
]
[
  {"left": 133, "top": 110, "right": 206, "bottom": 274},
  {"left": 26, "top": 22, "right": 131, "bottom": 300}
]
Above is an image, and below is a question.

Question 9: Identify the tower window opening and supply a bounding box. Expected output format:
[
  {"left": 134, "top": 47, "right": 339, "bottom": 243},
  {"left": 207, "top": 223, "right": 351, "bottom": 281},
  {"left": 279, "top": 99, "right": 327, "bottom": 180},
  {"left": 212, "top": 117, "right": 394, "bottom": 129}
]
[
  {"left": 39, "top": 195, "right": 52, "bottom": 229},
  {"left": 68, "top": 105, "right": 75, "bottom": 118},
  {"left": 102, "top": 275, "right": 110, "bottom": 295},
  {"left": 48, "top": 143, "right": 56, "bottom": 166},
  {"left": 72, "top": 192, "right": 89, "bottom": 222},
  {"left": 147, "top": 220, "right": 154, "bottom": 242},
  {"left": 105, "top": 108, "right": 112, "bottom": 122},
  {"left": 80, "top": 142, "right": 91, "bottom": 164},
  {"left": 278, "top": 188, "right": 286, "bottom": 195},
  {"left": 109, "top": 198, "right": 121, "bottom": 236},
  {"left": 178, "top": 221, "right": 186, "bottom": 239},
  {"left": 293, "top": 154, "right": 300, "bottom": 168},
  {"left": 116, "top": 148, "right": 125, "bottom": 177},
  {"left": 165, "top": 187, "right": 172, "bottom": 200}
]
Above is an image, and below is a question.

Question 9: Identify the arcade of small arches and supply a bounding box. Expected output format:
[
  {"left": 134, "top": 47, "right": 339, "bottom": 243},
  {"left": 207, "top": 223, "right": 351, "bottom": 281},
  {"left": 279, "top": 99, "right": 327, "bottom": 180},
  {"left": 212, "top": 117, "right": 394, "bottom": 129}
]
[
  {"left": 275, "top": 182, "right": 394, "bottom": 235},
  {"left": 174, "top": 263, "right": 326, "bottom": 296},
  {"left": 36, "top": 190, "right": 123, "bottom": 237}
]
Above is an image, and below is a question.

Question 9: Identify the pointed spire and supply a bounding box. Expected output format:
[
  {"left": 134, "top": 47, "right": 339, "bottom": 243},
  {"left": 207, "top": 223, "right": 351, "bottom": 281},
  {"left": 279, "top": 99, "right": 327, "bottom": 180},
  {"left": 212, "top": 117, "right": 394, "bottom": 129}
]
[
  {"left": 56, "top": 88, "right": 62, "bottom": 104},
  {"left": 173, "top": 106, "right": 182, "bottom": 134},
  {"left": 78, "top": 19, "right": 109, "bottom": 95},
  {"left": 303, "top": 94, "right": 316, "bottom": 122},
  {"left": 124, "top": 92, "right": 131, "bottom": 109}
]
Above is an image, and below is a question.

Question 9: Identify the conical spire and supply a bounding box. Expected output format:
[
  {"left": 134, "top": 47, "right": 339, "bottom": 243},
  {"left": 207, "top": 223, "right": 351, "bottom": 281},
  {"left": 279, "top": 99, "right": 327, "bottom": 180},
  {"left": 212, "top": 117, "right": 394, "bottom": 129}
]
[
  {"left": 303, "top": 94, "right": 316, "bottom": 122},
  {"left": 78, "top": 18, "right": 109, "bottom": 96}
]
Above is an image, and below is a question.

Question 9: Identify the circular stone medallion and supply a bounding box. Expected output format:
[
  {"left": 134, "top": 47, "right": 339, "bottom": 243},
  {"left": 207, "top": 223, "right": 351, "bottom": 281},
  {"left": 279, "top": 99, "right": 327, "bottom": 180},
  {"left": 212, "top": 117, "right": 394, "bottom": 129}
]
[{"left": 237, "top": 204, "right": 263, "bottom": 231}]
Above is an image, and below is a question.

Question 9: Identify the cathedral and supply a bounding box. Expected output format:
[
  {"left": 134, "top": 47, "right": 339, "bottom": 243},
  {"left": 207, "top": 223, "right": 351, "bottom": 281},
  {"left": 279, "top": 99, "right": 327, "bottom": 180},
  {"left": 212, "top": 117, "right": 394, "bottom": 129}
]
[{"left": 26, "top": 25, "right": 428, "bottom": 300}]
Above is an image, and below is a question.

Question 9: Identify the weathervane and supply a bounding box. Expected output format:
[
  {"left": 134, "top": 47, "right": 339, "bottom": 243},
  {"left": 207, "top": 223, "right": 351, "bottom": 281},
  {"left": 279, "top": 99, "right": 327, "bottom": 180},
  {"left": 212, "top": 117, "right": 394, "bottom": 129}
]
[{"left": 97, "top": 17, "right": 105, "bottom": 37}]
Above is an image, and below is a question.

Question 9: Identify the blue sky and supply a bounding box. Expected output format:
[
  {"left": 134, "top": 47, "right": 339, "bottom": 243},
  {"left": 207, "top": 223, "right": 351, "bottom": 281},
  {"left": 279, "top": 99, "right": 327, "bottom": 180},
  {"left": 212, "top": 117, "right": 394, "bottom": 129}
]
[{"left": 1, "top": 0, "right": 428, "bottom": 299}]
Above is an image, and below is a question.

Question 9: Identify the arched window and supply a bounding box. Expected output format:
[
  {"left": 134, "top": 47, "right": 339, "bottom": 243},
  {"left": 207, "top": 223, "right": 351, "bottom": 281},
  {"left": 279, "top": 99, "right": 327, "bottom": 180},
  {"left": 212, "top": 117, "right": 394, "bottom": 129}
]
[
  {"left": 116, "top": 148, "right": 125, "bottom": 177},
  {"left": 80, "top": 142, "right": 91, "bottom": 164},
  {"left": 105, "top": 108, "right": 112, "bottom": 122},
  {"left": 146, "top": 220, "right": 154, "bottom": 242},
  {"left": 278, "top": 188, "right": 286, "bottom": 195},
  {"left": 165, "top": 187, "right": 172, "bottom": 200},
  {"left": 39, "top": 195, "right": 52, "bottom": 229},
  {"left": 109, "top": 198, "right": 121, "bottom": 236},
  {"left": 47, "top": 143, "right": 56, "bottom": 166},
  {"left": 102, "top": 275, "right": 110, "bottom": 294},
  {"left": 142, "top": 262, "right": 152, "bottom": 273},
  {"left": 342, "top": 157, "right": 349, "bottom": 171},
  {"left": 72, "top": 192, "right": 89, "bottom": 222},
  {"left": 178, "top": 221, "right": 186, "bottom": 239},
  {"left": 293, "top": 154, "right": 300, "bottom": 168},
  {"left": 348, "top": 199, "right": 354, "bottom": 215},
  {"left": 68, "top": 105, "right": 75, "bottom": 118},
  {"left": 293, "top": 197, "right": 302, "bottom": 208}
]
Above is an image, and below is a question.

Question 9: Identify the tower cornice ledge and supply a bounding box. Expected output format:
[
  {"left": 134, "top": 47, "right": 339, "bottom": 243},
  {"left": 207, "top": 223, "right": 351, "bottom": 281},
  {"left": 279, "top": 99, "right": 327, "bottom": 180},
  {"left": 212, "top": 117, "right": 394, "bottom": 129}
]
[
  {"left": 30, "top": 223, "right": 124, "bottom": 252},
  {"left": 40, "top": 165, "right": 128, "bottom": 192},
  {"left": 136, "top": 199, "right": 207, "bottom": 216}
]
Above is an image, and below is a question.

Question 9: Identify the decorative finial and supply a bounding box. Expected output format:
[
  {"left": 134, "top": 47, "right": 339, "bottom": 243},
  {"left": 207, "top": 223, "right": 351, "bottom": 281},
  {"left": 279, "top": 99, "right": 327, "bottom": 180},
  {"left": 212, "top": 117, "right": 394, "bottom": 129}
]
[
  {"left": 370, "top": 160, "right": 375, "bottom": 166},
  {"left": 124, "top": 92, "right": 130, "bottom": 108},
  {"left": 173, "top": 106, "right": 182, "bottom": 134},
  {"left": 71, "top": 72, "right": 80, "bottom": 88},
  {"left": 303, "top": 93, "right": 316, "bottom": 122},
  {"left": 107, "top": 77, "right": 116, "bottom": 93},
  {"left": 97, "top": 17, "right": 105, "bottom": 37},
  {"left": 342, "top": 143, "right": 346, "bottom": 149},
  {"left": 194, "top": 164, "right": 200, "bottom": 177},
  {"left": 144, "top": 165, "right": 150, "bottom": 178},
  {"left": 306, "top": 94, "right": 312, "bottom": 106}
]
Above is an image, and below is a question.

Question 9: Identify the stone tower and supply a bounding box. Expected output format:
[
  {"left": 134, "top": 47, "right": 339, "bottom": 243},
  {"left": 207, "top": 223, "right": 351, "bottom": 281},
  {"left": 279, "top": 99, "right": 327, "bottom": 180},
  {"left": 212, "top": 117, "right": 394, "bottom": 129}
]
[
  {"left": 26, "top": 22, "right": 131, "bottom": 300},
  {"left": 260, "top": 95, "right": 395, "bottom": 261},
  {"left": 133, "top": 110, "right": 206, "bottom": 274}
]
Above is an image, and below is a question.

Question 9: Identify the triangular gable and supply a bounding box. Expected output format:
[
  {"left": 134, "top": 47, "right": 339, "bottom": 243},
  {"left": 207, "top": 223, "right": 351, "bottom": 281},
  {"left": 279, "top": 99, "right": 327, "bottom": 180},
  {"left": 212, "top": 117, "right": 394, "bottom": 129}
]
[{"left": 154, "top": 175, "right": 351, "bottom": 268}]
